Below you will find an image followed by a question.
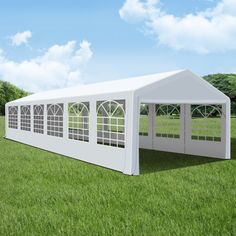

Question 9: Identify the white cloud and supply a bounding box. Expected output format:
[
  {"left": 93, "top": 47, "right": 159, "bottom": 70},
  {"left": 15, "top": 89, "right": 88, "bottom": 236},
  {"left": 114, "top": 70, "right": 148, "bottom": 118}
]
[
  {"left": 11, "top": 30, "right": 32, "bottom": 46},
  {"left": 0, "top": 40, "right": 93, "bottom": 92},
  {"left": 119, "top": 0, "right": 236, "bottom": 53}
]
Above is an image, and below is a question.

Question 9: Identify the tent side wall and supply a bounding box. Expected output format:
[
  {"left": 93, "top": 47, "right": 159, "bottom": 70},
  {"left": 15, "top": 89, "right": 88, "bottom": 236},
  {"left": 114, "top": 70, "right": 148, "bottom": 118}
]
[
  {"left": 138, "top": 102, "right": 230, "bottom": 159},
  {"left": 136, "top": 70, "right": 230, "bottom": 160},
  {"left": 184, "top": 101, "right": 230, "bottom": 159},
  {"left": 5, "top": 92, "right": 134, "bottom": 174}
]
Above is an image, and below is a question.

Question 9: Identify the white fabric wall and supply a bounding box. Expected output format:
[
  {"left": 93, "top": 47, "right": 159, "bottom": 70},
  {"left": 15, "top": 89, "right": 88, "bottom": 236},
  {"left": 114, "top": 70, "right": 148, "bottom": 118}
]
[
  {"left": 5, "top": 92, "right": 136, "bottom": 175},
  {"left": 138, "top": 102, "right": 229, "bottom": 159}
]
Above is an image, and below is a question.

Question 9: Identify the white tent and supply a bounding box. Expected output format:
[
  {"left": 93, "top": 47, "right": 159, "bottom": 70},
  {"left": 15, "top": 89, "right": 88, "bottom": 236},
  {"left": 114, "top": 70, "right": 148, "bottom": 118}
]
[{"left": 5, "top": 69, "right": 231, "bottom": 175}]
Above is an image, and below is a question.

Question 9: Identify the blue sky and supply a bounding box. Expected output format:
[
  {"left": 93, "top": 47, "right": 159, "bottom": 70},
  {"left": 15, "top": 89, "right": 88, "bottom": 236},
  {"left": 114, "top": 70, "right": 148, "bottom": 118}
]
[{"left": 0, "top": 0, "right": 235, "bottom": 91}]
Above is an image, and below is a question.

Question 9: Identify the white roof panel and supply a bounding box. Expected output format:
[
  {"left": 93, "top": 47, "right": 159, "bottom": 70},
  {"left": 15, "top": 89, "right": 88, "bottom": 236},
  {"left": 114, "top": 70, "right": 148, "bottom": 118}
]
[{"left": 9, "top": 69, "right": 184, "bottom": 103}]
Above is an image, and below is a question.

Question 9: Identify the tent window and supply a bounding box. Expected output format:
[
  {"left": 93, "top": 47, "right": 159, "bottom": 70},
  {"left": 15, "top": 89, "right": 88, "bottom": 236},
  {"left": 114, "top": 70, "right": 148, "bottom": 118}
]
[
  {"left": 191, "top": 105, "right": 222, "bottom": 142},
  {"left": 97, "top": 100, "right": 125, "bottom": 148},
  {"left": 34, "top": 105, "right": 44, "bottom": 134},
  {"left": 8, "top": 106, "right": 18, "bottom": 129},
  {"left": 20, "top": 105, "right": 31, "bottom": 131},
  {"left": 68, "top": 102, "right": 89, "bottom": 142},
  {"left": 47, "top": 103, "right": 63, "bottom": 137},
  {"left": 156, "top": 104, "right": 180, "bottom": 138},
  {"left": 139, "top": 104, "right": 149, "bottom": 136}
]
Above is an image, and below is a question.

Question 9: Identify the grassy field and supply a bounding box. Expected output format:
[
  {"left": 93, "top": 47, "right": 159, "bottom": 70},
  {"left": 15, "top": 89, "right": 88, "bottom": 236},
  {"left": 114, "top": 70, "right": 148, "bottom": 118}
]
[{"left": 0, "top": 116, "right": 236, "bottom": 235}]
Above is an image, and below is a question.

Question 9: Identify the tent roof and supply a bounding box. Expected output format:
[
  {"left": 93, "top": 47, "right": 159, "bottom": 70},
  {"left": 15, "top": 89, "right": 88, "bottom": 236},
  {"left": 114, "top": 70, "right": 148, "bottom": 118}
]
[
  {"left": 8, "top": 69, "right": 228, "bottom": 104},
  {"left": 9, "top": 69, "right": 184, "bottom": 103},
  {"left": 136, "top": 69, "right": 229, "bottom": 103}
]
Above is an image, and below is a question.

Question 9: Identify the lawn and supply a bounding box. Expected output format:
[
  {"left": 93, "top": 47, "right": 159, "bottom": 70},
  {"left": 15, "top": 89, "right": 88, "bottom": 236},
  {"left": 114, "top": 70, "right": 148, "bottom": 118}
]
[{"left": 0, "top": 116, "right": 236, "bottom": 235}]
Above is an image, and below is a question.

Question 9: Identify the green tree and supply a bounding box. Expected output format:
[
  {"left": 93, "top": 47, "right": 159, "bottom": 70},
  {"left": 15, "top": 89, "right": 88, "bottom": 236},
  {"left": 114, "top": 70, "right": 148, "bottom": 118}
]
[
  {"left": 0, "top": 81, "right": 28, "bottom": 115},
  {"left": 203, "top": 73, "right": 236, "bottom": 115}
]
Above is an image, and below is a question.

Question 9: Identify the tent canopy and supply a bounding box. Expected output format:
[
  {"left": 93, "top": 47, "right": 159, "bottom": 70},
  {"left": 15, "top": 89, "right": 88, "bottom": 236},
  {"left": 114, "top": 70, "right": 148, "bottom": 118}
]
[{"left": 9, "top": 69, "right": 229, "bottom": 105}]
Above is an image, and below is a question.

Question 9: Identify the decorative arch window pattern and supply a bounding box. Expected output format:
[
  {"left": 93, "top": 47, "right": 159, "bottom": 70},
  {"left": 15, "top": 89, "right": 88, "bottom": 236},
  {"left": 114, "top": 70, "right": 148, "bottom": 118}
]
[
  {"left": 47, "top": 103, "right": 63, "bottom": 137},
  {"left": 20, "top": 105, "right": 31, "bottom": 131},
  {"left": 139, "top": 104, "right": 149, "bottom": 136},
  {"left": 191, "top": 105, "right": 222, "bottom": 142},
  {"left": 156, "top": 104, "right": 180, "bottom": 138},
  {"left": 34, "top": 105, "right": 44, "bottom": 134},
  {"left": 97, "top": 100, "right": 125, "bottom": 148},
  {"left": 8, "top": 106, "right": 18, "bottom": 129},
  {"left": 68, "top": 102, "right": 89, "bottom": 142}
]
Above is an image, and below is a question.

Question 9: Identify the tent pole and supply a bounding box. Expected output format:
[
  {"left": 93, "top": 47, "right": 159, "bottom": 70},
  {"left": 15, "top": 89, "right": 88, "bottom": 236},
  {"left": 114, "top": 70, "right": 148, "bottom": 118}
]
[
  {"left": 123, "top": 94, "right": 139, "bottom": 175},
  {"left": 225, "top": 100, "right": 231, "bottom": 159}
]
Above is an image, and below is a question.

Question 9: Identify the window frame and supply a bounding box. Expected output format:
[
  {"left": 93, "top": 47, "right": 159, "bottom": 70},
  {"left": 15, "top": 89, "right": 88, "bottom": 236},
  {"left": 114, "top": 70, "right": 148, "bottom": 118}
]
[
  {"left": 47, "top": 103, "right": 64, "bottom": 138},
  {"left": 68, "top": 102, "right": 89, "bottom": 142},
  {"left": 20, "top": 105, "right": 31, "bottom": 131},
  {"left": 8, "top": 106, "right": 18, "bottom": 129},
  {"left": 97, "top": 100, "right": 126, "bottom": 148},
  {"left": 33, "top": 104, "right": 44, "bottom": 134}
]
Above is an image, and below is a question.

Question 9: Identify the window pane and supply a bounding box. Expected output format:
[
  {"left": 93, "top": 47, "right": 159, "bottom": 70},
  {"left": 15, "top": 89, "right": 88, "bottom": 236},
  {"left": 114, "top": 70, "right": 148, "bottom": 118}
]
[
  {"left": 8, "top": 106, "right": 18, "bottom": 129},
  {"left": 20, "top": 105, "right": 31, "bottom": 131},
  {"left": 68, "top": 102, "right": 89, "bottom": 142},
  {"left": 156, "top": 104, "right": 180, "bottom": 139},
  {"left": 139, "top": 104, "right": 149, "bottom": 136},
  {"left": 47, "top": 104, "right": 63, "bottom": 138},
  {"left": 96, "top": 100, "right": 125, "bottom": 148},
  {"left": 191, "top": 105, "right": 222, "bottom": 142},
  {"left": 33, "top": 105, "right": 44, "bottom": 134}
]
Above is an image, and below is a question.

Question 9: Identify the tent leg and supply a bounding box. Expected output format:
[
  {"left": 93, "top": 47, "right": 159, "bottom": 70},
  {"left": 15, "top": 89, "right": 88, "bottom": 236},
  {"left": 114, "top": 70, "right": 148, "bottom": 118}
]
[
  {"left": 225, "top": 100, "right": 231, "bottom": 159},
  {"left": 123, "top": 95, "right": 140, "bottom": 175}
]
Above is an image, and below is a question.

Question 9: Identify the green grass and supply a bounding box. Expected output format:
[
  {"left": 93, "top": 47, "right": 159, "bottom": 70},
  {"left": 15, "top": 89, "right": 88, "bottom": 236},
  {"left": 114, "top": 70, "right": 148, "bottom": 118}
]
[{"left": 0, "top": 116, "right": 236, "bottom": 235}]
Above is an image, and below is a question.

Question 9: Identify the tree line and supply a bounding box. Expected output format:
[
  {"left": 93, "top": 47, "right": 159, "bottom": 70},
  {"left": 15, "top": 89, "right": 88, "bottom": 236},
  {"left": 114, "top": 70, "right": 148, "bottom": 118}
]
[{"left": 0, "top": 73, "right": 235, "bottom": 115}]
